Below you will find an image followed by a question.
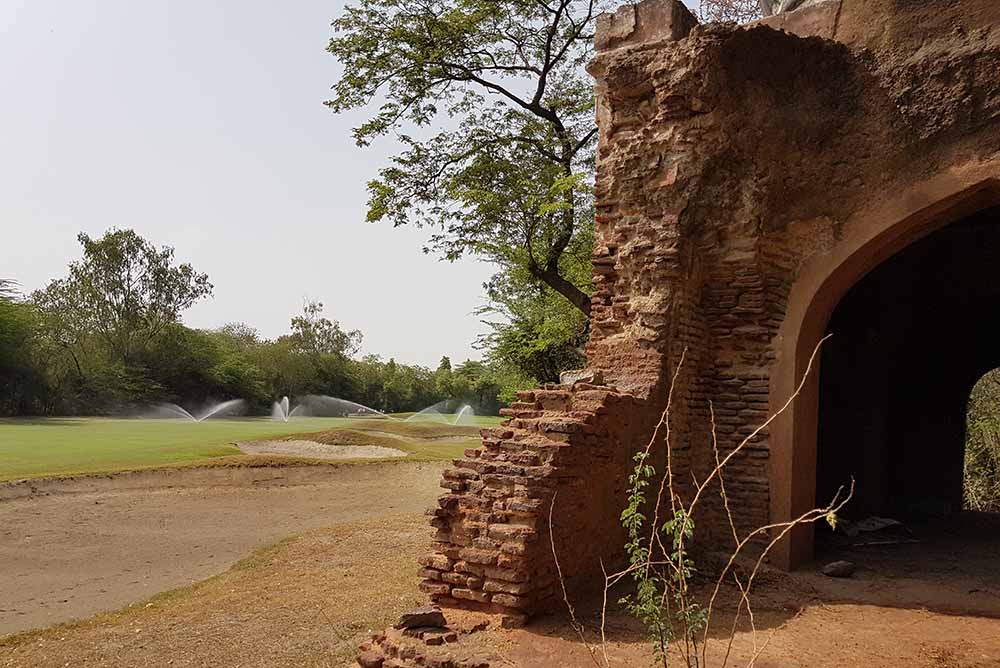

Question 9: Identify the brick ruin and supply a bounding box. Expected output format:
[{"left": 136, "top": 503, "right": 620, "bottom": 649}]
[{"left": 413, "top": 0, "right": 1000, "bottom": 628}]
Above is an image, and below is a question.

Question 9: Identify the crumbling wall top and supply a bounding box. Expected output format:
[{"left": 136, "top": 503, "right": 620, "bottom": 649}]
[
  {"left": 757, "top": 0, "right": 1000, "bottom": 52},
  {"left": 754, "top": 0, "right": 841, "bottom": 40},
  {"left": 595, "top": 0, "right": 1000, "bottom": 58},
  {"left": 594, "top": 0, "right": 698, "bottom": 54}
]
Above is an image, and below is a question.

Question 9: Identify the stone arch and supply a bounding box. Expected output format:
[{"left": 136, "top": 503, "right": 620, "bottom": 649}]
[{"left": 769, "top": 171, "right": 1000, "bottom": 569}]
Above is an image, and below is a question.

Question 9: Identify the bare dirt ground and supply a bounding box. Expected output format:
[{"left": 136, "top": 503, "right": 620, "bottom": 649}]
[
  {"left": 2, "top": 476, "right": 999, "bottom": 668},
  {"left": 0, "top": 462, "right": 444, "bottom": 636},
  {"left": 0, "top": 514, "right": 433, "bottom": 668},
  {"left": 501, "top": 601, "right": 1000, "bottom": 668},
  {"left": 499, "top": 513, "right": 1000, "bottom": 668},
  {"left": 4, "top": 510, "right": 999, "bottom": 668}
]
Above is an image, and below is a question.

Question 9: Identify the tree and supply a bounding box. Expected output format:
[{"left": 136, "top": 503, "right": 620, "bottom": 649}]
[
  {"left": 479, "top": 275, "right": 588, "bottom": 385},
  {"left": 700, "top": 0, "right": 763, "bottom": 22},
  {"left": 328, "top": 0, "right": 602, "bottom": 316},
  {"left": 475, "top": 207, "right": 590, "bottom": 388},
  {"left": 452, "top": 359, "right": 505, "bottom": 415},
  {"left": 32, "top": 229, "right": 213, "bottom": 364},
  {"left": 214, "top": 321, "right": 262, "bottom": 349},
  {"left": 285, "top": 300, "right": 362, "bottom": 358},
  {"left": 0, "top": 291, "right": 48, "bottom": 415}
]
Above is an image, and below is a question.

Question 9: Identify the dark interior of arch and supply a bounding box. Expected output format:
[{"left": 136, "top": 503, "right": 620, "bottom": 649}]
[{"left": 816, "top": 204, "right": 1000, "bottom": 520}]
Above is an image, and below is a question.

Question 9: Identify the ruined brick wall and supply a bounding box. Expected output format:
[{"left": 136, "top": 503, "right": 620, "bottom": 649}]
[
  {"left": 420, "top": 384, "right": 645, "bottom": 625},
  {"left": 415, "top": 0, "right": 1000, "bottom": 624},
  {"left": 586, "top": 0, "right": 1000, "bottom": 543}
]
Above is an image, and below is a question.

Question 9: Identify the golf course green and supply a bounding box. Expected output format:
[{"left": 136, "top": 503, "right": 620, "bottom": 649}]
[{"left": 0, "top": 416, "right": 500, "bottom": 482}]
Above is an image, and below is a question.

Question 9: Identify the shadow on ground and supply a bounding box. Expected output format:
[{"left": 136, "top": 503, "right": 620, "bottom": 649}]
[{"left": 496, "top": 512, "right": 1000, "bottom": 667}]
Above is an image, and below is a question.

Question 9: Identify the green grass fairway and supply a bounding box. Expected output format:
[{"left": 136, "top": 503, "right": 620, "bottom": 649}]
[{"left": 0, "top": 415, "right": 502, "bottom": 482}]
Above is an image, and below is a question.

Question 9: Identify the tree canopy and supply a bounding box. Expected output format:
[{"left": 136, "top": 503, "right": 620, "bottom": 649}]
[
  {"left": 285, "top": 299, "right": 363, "bottom": 357},
  {"left": 327, "top": 0, "right": 781, "bottom": 394},
  {"left": 32, "top": 229, "right": 213, "bottom": 364},
  {"left": 328, "top": 0, "right": 602, "bottom": 316},
  {"left": 1, "top": 229, "right": 513, "bottom": 417}
]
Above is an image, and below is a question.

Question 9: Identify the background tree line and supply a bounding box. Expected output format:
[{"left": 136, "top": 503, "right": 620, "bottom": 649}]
[{"left": 0, "top": 229, "right": 515, "bottom": 417}]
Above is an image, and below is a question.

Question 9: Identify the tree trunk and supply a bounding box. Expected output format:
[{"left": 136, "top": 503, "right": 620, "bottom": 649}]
[
  {"left": 531, "top": 157, "right": 592, "bottom": 317},
  {"left": 536, "top": 267, "right": 592, "bottom": 317}
]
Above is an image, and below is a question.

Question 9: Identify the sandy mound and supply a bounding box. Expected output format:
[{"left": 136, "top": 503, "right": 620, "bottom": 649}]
[{"left": 236, "top": 439, "right": 408, "bottom": 460}]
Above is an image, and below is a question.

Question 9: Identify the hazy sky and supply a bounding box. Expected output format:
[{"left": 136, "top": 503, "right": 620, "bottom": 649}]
[
  {"left": 1, "top": 0, "right": 698, "bottom": 368},
  {"left": 1, "top": 0, "right": 499, "bottom": 367}
]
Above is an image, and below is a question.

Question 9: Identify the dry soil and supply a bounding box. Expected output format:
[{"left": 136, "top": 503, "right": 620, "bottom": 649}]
[
  {"left": 3, "top": 467, "right": 1000, "bottom": 668},
  {"left": 0, "top": 462, "right": 443, "bottom": 636}
]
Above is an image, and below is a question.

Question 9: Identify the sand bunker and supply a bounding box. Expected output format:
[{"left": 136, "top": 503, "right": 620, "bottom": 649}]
[{"left": 236, "top": 439, "right": 407, "bottom": 460}]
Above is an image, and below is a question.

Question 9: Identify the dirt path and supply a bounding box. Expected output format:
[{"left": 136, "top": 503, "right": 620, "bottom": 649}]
[
  {"left": 503, "top": 602, "right": 1000, "bottom": 668},
  {"left": 0, "top": 462, "right": 444, "bottom": 636},
  {"left": 0, "top": 515, "right": 432, "bottom": 667},
  {"left": 3, "top": 509, "right": 999, "bottom": 668}
]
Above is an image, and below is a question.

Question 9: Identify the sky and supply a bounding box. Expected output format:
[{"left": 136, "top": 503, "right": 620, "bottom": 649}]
[
  {"left": 1, "top": 0, "right": 700, "bottom": 368},
  {"left": 0, "top": 0, "right": 500, "bottom": 368}
]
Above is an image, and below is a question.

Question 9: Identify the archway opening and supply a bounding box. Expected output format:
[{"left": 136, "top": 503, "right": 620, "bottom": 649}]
[
  {"left": 963, "top": 369, "right": 1000, "bottom": 513},
  {"left": 813, "top": 204, "right": 1000, "bottom": 575}
]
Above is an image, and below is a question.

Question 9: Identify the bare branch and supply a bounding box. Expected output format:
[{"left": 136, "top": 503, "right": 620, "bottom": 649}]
[{"left": 549, "top": 335, "right": 851, "bottom": 667}]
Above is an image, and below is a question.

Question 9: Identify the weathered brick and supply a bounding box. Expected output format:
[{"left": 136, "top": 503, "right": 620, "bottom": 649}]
[
  {"left": 491, "top": 593, "right": 530, "bottom": 610},
  {"left": 418, "top": 553, "right": 453, "bottom": 571},
  {"left": 457, "top": 548, "right": 499, "bottom": 566},
  {"left": 418, "top": 581, "right": 451, "bottom": 596},
  {"left": 486, "top": 524, "right": 537, "bottom": 541},
  {"left": 451, "top": 588, "right": 491, "bottom": 603},
  {"left": 483, "top": 579, "right": 533, "bottom": 595}
]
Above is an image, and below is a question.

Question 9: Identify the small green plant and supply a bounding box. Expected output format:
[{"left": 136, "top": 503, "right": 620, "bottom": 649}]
[
  {"left": 618, "top": 353, "right": 708, "bottom": 665},
  {"left": 551, "top": 339, "right": 852, "bottom": 668}
]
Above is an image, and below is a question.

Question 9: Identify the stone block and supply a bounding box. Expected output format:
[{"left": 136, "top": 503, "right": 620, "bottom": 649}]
[
  {"left": 594, "top": 0, "right": 697, "bottom": 53},
  {"left": 451, "top": 588, "right": 491, "bottom": 603}
]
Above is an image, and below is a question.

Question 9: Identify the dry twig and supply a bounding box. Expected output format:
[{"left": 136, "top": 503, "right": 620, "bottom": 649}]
[{"left": 549, "top": 336, "right": 849, "bottom": 667}]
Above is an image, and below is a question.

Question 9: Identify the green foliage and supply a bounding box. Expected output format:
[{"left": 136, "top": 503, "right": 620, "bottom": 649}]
[
  {"left": 620, "top": 450, "right": 675, "bottom": 663},
  {"left": 452, "top": 359, "right": 507, "bottom": 415},
  {"left": 0, "top": 296, "right": 49, "bottom": 415},
  {"left": 284, "top": 299, "right": 363, "bottom": 357},
  {"left": 965, "top": 370, "right": 1000, "bottom": 512},
  {"left": 480, "top": 279, "right": 588, "bottom": 384},
  {"left": 134, "top": 325, "right": 269, "bottom": 407},
  {"left": 328, "top": 0, "right": 602, "bottom": 316},
  {"left": 619, "top": 447, "right": 707, "bottom": 666},
  {"left": 32, "top": 229, "right": 212, "bottom": 364},
  {"left": 1, "top": 230, "right": 520, "bottom": 417},
  {"left": 477, "top": 217, "right": 591, "bottom": 389},
  {"left": 348, "top": 355, "right": 505, "bottom": 415}
]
